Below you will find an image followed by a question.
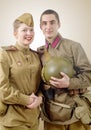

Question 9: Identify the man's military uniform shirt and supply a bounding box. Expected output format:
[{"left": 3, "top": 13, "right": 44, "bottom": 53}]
[
  {"left": 37, "top": 34, "right": 91, "bottom": 125},
  {"left": 38, "top": 34, "right": 91, "bottom": 90}
]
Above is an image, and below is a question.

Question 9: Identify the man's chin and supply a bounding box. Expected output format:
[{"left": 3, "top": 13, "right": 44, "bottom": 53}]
[{"left": 46, "top": 35, "right": 52, "bottom": 39}]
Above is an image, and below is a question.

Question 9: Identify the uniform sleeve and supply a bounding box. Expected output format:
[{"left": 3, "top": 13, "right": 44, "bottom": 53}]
[
  {"left": 69, "top": 43, "right": 91, "bottom": 89},
  {"left": 0, "top": 48, "right": 30, "bottom": 106}
]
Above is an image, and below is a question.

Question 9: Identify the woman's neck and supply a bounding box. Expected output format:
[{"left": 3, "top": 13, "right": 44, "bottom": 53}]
[{"left": 17, "top": 42, "right": 29, "bottom": 49}]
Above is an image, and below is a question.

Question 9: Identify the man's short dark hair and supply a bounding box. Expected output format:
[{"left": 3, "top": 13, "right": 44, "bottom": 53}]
[{"left": 40, "top": 9, "right": 60, "bottom": 23}]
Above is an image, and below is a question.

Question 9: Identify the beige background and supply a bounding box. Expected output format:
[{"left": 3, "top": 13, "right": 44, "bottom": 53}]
[
  {"left": 0, "top": 0, "right": 91, "bottom": 62},
  {"left": 0, "top": 0, "right": 91, "bottom": 130}
]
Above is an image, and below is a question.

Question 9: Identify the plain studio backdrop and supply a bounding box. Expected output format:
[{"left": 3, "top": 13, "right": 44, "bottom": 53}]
[{"left": 0, "top": 0, "right": 91, "bottom": 62}]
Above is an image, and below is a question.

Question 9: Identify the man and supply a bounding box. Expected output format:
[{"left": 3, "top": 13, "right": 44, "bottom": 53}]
[{"left": 37, "top": 9, "right": 91, "bottom": 130}]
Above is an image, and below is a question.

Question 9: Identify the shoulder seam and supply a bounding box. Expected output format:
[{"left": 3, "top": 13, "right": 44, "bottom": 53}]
[{"left": 1, "top": 45, "right": 17, "bottom": 51}]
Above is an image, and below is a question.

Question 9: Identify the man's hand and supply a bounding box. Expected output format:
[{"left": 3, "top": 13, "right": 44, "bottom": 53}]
[{"left": 49, "top": 72, "right": 70, "bottom": 88}]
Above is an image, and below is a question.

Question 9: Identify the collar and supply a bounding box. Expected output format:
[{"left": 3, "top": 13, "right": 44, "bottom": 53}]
[
  {"left": 15, "top": 42, "right": 30, "bottom": 54},
  {"left": 45, "top": 34, "right": 61, "bottom": 49}
]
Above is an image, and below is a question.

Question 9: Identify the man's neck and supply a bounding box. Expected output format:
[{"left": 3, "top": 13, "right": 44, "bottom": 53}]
[
  {"left": 46, "top": 37, "right": 56, "bottom": 44},
  {"left": 45, "top": 34, "right": 61, "bottom": 49}
]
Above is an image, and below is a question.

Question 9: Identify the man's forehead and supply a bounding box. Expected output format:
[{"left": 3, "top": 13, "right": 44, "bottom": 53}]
[{"left": 42, "top": 14, "right": 57, "bottom": 21}]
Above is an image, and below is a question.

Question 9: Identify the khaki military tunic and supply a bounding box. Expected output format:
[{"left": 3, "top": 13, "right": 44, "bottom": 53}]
[
  {"left": 37, "top": 34, "right": 91, "bottom": 127},
  {"left": 38, "top": 34, "right": 91, "bottom": 90},
  {"left": 0, "top": 43, "right": 41, "bottom": 127}
]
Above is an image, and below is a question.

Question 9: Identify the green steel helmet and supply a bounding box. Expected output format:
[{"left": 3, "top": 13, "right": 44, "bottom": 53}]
[{"left": 41, "top": 57, "right": 75, "bottom": 84}]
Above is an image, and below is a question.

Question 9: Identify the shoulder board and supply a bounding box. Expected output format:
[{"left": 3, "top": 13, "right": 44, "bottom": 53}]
[
  {"left": 29, "top": 48, "right": 38, "bottom": 54},
  {"left": 37, "top": 46, "right": 45, "bottom": 54},
  {"left": 1, "top": 45, "right": 17, "bottom": 51}
]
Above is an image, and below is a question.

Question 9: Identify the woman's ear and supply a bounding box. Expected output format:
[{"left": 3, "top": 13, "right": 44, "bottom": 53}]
[
  {"left": 13, "top": 31, "right": 18, "bottom": 39},
  {"left": 13, "top": 31, "right": 17, "bottom": 36}
]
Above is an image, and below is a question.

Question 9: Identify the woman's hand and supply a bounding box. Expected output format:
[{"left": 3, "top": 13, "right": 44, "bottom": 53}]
[{"left": 26, "top": 93, "right": 42, "bottom": 109}]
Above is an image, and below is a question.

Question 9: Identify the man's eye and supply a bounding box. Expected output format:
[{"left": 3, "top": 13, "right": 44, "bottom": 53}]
[
  {"left": 23, "top": 29, "right": 27, "bottom": 32},
  {"left": 42, "top": 22, "right": 47, "bottom": 25},
  {"left": 50, "top": 21, "right": 55, "bottom": 25}
]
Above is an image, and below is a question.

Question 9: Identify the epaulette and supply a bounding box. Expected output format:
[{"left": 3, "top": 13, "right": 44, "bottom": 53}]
[
  {"left": 29, "top": 48, "right": 38, "bottom": 54},
  {"left": 1, "top": 45, "right": 17, "bottom": 51},
  {"left": 37, "top": 45, "right": 45, "bottom": 54}
]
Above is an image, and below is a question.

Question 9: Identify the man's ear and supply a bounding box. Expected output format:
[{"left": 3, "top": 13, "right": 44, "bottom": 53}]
[
  {"left": 40, "top": 23, "right": 42, "bottom": 30},
  {"left": 58, "top": 22, "right": 61, "bottom": 28}
]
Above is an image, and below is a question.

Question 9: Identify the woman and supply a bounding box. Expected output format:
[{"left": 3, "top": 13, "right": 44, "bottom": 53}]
[{"left": 0, "top": 13, "right": 42, "bottom": 130}]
